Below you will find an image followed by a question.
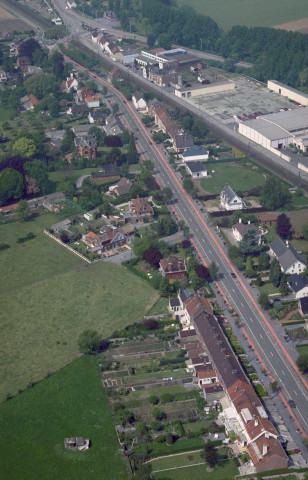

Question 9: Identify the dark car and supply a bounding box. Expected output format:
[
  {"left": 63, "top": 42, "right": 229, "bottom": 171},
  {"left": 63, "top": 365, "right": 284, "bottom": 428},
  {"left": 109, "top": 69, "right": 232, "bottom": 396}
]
[
  {"left": 149, "top": 141, "right": 152, "bottom": 145},
  {"left": 230, "top": 272, "right": 236, "bottom": 278},
  {"left": 288, "top": 399, "right": 296, "bottom": 408}
]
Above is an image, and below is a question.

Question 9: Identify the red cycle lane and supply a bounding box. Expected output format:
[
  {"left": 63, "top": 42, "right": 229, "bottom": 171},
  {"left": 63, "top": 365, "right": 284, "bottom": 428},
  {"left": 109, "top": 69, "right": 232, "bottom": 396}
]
[{"left": 61, "top": 52, "right": 308, "bottom": 436}]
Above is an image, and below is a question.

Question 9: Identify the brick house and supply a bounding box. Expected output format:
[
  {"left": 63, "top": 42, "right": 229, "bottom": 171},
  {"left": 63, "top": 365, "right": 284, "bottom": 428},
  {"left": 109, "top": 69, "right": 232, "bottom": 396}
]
[
  {"left": 17, "top": 56, "right": 31, "bottom": 72},
  {"left": 159, "top": 257, "right": 186, "bottom": 280},
  {"left": 129, "top": 196, "right": 154, "bottom": 221},
  {"left": 74, "top": 135, "right": 97, "bottom": 159}
]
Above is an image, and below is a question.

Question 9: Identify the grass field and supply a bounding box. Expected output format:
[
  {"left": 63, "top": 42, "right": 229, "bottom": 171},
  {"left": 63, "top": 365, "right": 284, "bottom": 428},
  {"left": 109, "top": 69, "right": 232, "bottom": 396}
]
[
  {"left": 0, "top": 213, "right": 159, "bottom": 401},
  {"left": 151, "top": 450, "right": 204, "bottom": 471},
  {"left": 200, "top": 162, "right": 266, "bottom": 194},
  {"left": 0, "top": 356, "right": 128, "bottom": 480},
  {"left": 175, "top": 0, "right": 308, "bottom": 31},
  {"left": 153, "top": 456, "right": 238, "bottom": 479}
]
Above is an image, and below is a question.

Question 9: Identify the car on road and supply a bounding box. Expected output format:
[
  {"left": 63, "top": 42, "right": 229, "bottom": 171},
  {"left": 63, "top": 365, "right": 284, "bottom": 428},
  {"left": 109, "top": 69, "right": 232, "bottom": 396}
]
[
  {"left": 149, "top": 141, "right": 152, "bottom": 145},
  {"left": 230, "top": 272, "right": 236, "bottom": 278},
  {"left": 288, "top": 399, "right": 296, "bottom": 408}
]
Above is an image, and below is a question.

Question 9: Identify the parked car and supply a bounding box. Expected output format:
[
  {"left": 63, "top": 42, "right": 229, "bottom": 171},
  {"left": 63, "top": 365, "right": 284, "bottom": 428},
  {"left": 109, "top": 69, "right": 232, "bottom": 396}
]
[{"left": 288, "top": 399, "right": 296, "bottom": 408}]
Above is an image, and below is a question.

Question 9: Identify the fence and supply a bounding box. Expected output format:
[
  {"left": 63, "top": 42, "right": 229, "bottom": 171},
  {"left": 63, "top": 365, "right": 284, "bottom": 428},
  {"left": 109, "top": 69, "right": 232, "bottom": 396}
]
[{"left": 44, "top": 229, "right": 91, "bottom": 263}]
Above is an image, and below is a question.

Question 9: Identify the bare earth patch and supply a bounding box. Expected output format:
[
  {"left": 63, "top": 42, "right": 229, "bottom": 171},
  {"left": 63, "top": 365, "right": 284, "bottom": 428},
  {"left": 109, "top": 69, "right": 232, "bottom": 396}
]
[
  {"left": 0, "top": 5, "right": 31, "bottom": 32},
  {"left": 274, "top": 17, "right": 308, "bottom": 34}
]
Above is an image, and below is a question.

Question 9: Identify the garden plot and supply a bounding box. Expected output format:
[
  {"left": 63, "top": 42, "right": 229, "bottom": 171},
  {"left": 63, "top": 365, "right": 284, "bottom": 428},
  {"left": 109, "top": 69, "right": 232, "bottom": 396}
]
[{"left": 131, "top": 399, "right": 198, "bottom": 423}]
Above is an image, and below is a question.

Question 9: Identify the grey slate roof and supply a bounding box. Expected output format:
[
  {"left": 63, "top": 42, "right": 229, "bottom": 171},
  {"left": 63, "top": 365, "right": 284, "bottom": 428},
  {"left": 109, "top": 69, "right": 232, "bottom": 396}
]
[
  {"left": 182, "top": 145, "right": 208, "bottom": 157},
  {"left": 221, "top": 183, "right": 237, "bottom": 203},
  {"left": 185, "top": 161, "right": 207, "bottom": 174},
  {"left": 178, "top": 287, "right": 195, "bottom": 304},
  {"left": 288, "top": 274, "right": 308, "bottom": 293},
  {"left": 270, "top": 238, "right": 307, "bottom": 270},
  {"left": 170, "top": 298, "right": 181, "bottom": 308},
  {"left": 299, "top": 297, "right": 308, "bottom": 314},
  {"left": 74, "top": 135, "right": 97, "bottom": 149},
  {"left": 174, "top": 132, "right": 193, "bottom": 149}
]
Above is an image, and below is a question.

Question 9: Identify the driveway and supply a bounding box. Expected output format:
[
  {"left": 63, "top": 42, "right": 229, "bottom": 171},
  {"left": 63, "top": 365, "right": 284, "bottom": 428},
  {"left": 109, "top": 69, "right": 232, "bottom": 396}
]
[{"left": 76, "top": 174, "right": 91, "bottom": 189}]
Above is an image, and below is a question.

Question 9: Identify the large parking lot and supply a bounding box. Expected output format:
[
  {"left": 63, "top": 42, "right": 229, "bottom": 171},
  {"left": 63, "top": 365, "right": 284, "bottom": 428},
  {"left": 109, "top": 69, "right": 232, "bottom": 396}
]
[{"left": 187, "top": 74, "right": 300, "bottom": 125}]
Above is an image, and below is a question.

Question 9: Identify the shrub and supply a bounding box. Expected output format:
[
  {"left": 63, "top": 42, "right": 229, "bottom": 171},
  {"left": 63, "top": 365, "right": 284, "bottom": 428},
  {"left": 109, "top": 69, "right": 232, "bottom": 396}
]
[
  {"left": 155, "top": 434, "right": 166, "bottom": 443},
  {"left": 161, "top": 393, "right": 174, "bottom": 403},
  {"left": 149, "top": 395, "right": 159, "bottom": 405},
  {"left": 166, "top": 433, "right": 174, "bottom": 445}
]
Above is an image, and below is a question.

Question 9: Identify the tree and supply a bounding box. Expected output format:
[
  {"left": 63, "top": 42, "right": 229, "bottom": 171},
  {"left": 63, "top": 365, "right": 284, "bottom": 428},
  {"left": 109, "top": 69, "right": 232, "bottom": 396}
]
[
  {"left": 112, "top": 103, "right": 119, "bottom": 114},
  {"left": 209, "top": 261, "right": 219, "bottom": 281},
  {"left": 259, "top": 292, "right": 270, "bottom": 309},
  {"left": 159, "top": 276, "right": 171, "bottom": 297},
  {"left": 78, "top": 329, "right": 100, "bottom": 354},
  {"left": 201, "top": 441, "right": 218, "bottom": 467},
  {"left": 16, "top": 199, "right": 30, "bottom": 221},
  {"left": 302, "top": 223, "right": 308, "bottom": 241},
  {"left": 0, "top": 168, "right": 24, "bottom": 205},
  {"left": 152, "top": 407, "right": 165, "bottom": 420},
  {"left": 24, "top": 160, "right": 49, "bottom": 193},
  {"left": 182, "top": 115, "right": 193, "bottom": 131},
  {"left": 161, "top": 393, "right": 173, "bottom": 403},
  {"left": 280, "top": 274, "right": 289, "bottom": 296},
  {"left": 149, "top": 395, "right": 159, "bottom": 405},
  {"left": 238, "top": 229, "right": 262, "bottom": 256},
  {"left": 258, "top": 252, "right": 270, "bottom": 271},
  {"left": 147, "top": 33, "right": 156, "bottom": 49},
  {"left": 132, "top": 237, "right": 151, "bottom": 257},
  {"left": 183, "top": 177, "right": 195, "bottom": 195},
  {"left": 260, "top": 178, "right": 291, "bottom": 210},
  {"left": 126, "top": 134, "right": 139, "bottom": 165},
  {"left": 24, "top": 72, "right": 57, "bottom": 99},
  {"left": 296, "top": 354, "right": 308, "bottom": 372},
  {"left": 182, "top": 239, "right": 191, "bottom": 249},
  {"left": 245, "top": 256, "right": 254, "bottom": 277},
  {"left": 13, "top": 137, "right": 37, "bottom": 159},
  {"left": 195, "top": 264, "right": 211, "bottom": 281},
  {"left": 269, "top": 258, "right": 282, "bottom": 287},
  {"left": 166, "top": 432, "right": 174, "bottom": 445},
  {"left": 192, "top": 118, "right": 207, "bottom": 138},
  {"left": 276, "top": 213, "right": 292, "bottom": 239},
  {"left": 143, "top": 246, "right": 162, "bottom": 267}
]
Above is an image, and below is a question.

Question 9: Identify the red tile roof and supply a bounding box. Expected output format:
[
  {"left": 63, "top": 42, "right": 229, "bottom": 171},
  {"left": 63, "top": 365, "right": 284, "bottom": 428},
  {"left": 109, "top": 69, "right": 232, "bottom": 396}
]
[
  {"left": 160, "top": 257, "right": 186, "bottom": 274},
  {"left": 29, "top": 94, "right": 40, "bottom": 105}
]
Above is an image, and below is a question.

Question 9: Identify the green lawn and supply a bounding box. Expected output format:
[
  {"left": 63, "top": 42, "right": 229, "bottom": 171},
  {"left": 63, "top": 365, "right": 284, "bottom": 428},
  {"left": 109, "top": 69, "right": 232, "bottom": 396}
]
[
  {"left": 200, "top": 163, "right": 266, "bottom": 194},
  {"left": 153, "top": 458, "right": 238, "bottom": 479},
  {"left": 264, "top": 224, "right": 279, "bottom": 244},
  {"left": 296, "top": 344, "right": 308, "bottom": 356},
  {"left": 0, "top": 213, "right": 159, "bottom": 401},
  {"left": 0, "top": 356, "right": 128, "bottom": 480},
  {"left": 151, "top": 450, "right": 204, "bottom": 471},
  {"left": 258, "top": 282, "right": 281, "bottom": 296},
  {"left": 175, "top": 0, "right": 308, "bottom": 30}
]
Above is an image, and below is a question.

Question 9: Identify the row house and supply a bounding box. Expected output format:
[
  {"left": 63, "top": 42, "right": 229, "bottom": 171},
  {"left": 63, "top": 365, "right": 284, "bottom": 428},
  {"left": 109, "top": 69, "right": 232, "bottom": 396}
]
[{"left": 188, "top": 299, "right": 288, "bottom": 472}]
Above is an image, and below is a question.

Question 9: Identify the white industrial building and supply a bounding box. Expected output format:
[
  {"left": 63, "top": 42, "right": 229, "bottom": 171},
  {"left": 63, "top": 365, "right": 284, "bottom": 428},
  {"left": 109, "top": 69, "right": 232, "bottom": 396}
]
[
  {"left": 268, "top": 80, "right": 308, "bottom": 107},
  {"left": 238, "top": 108, "right": 308, "bottom": 153}
]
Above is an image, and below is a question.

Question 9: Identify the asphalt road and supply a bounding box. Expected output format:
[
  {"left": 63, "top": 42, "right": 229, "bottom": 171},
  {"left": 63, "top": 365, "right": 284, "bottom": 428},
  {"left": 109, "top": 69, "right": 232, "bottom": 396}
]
[{"left": 91, "top": 81, "right": 308, "bottom": 442}]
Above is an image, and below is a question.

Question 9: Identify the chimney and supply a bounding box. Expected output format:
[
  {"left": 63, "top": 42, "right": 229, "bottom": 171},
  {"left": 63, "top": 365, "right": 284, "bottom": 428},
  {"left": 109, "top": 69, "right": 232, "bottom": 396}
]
[
  {"left": 286, "top": 240, "right": 289, "bottom": 247},
  {"left": 239, "top": 218, "right": 242, "bottom": 224},
  {"left": 254, "top": 417, "right": 259, "bottom": 426},
  {"left": 263, "top": 444, "right": 268, "bottom": 456},
  {"left": 248, "top": 220, "right": 251, "bottom": 224}
]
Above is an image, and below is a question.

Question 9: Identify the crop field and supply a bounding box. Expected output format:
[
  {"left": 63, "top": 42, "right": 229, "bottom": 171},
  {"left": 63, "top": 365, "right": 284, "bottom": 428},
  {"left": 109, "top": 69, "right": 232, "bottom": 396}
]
[
  {"left": 0, "top": 213, "right": 159, "bottom": 401},
  {"left": 0, "top": 356, "right": 128, "bottom": 480},
  {"left": 0, "top": 5, "right": 31, "bottom": 32},
  {"left": 274, "top": 18, "right": 308, "bottom": 34},
  {"left": 200, "top": 162, "right": 267, "bottom": 194},
  {"left": 175, "top": 0, "right": 308, "bottom": 31}
]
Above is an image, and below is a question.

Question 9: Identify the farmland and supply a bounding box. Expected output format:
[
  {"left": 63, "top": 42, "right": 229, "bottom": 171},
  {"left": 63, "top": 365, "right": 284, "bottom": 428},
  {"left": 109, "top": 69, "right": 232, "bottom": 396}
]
[
  {"left": 0, "top": 5, "right": 31, "bottom": 32},
  {"left": 175, "top": 0, "right": 308, "bottom": 31},
  {"left": 0, "top": 212, "right": 159, "bottom": 401},
  {"left": 0, "top": 356, "right": 128, "bottom": 480}
]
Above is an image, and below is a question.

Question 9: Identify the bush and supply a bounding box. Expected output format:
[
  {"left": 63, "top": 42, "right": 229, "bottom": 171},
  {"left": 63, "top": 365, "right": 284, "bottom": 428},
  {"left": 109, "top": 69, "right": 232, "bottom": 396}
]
[
  {"left": 161, "top": 393, "right": 174, "bottom": 403},
  {"left": 155, "top": 434, "right": 166, "bottom": 443},
  {"left": 149, "top": 395, "right": 159, "bottom": 405},
  {"left": 166, "top": 433, "right": 174, "bottom": 445}
]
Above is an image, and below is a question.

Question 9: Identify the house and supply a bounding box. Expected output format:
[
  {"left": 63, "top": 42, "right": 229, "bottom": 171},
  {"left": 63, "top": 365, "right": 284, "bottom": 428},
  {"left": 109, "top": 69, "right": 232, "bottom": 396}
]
[
  {"left": 115, "top": 48, "right": 138, "bottom": 65},
  {"left": 67, "top": 103, "right": 89, "bottom": 116},
  {"left": 299, "top": 297, "right": 308, "bottom": 317},
  {"left": 182, "top": 145, "right": 209, "bottom": 162},
  {"left": 52, "top": 219, "right": 72, "bottom": 232},
  {"left": 85, "top": 94, "right": 100, "bottom": 109},
  {"left": 92, "top": 165, "right": 121, "bottom": 181},
  {"left": 9, "top": 37, "right": 24, "bottom": 56},
  {"left": 257, "top": 212, "right": 278, "bottom": 226},
  {"left": 63, "top": 74, "right": 78, "bottom": 92},
  {"left": 148, "top": 99, "right": 179, "bottom": 140},
  {"left": 88, "top": 110, "right": 107, "bottom": 124},
  {"left": 232, "top": 220, "right": 262, "bottom": 243},
  {"left": 269, "top": 238, "right": 307, "bottom": 275},
  {"left": 183, "top": 293, "right": 213, "bottom": 327},
  {"left": 220, "top": 184, "right": 245, "bottom": 211},
  {"left": 84, "top": 224, "right": 133, "bottom": 253},
  {"left": 0, "top": 71, "right": 9, "bottom": 83},
  {"left": 130, "top": 196, "right": 154, "bottom": 221},
  {"left": 17, "top": 56, "right": 31, "bottom": 72},
  {"left": 64, "top": 437, "right": 90, "bottom": 451},
  {"left": 20, "top": 94, "right": 38, "bottom": 111},
  {"left": 132, "top": 92, "right": 147, "bottom": 111},
  {"left": 105, "top": 42, "right": 120, "bottom": 58},
  {"left": 103, "top": 114, "right": 123, "bottom": 136},
  {"left": 173, "top": 133, "right": 194, "bottom": 153},
  {"left": 107, "top": 66, "right": 123, "bottom": 83},
  {"left": 0, "top": 203, "right": 19, "bottom": 216},
  {"left": 159, "top": 257, "right": 186, "bottom": 280},
  {"left": 0, "top": 31, "right": 13, "bottom": 41},
  {"left": 185, "top": 161, "right": 207, "bottom": 178},
  {"left": 288, "top": 274, "right": 308, "bottom": 299},
  {"left": 72, "top": 124, "right": 97, "bottom": 136},
  {"left": 74, "top": 135, "right": 97, "bottom": 159},
  {"left": 103, "top": 10, "right": 118, "bottom": 22},
  {"left": 66, "top": 0, "right": 77, "bottom": 8},
  {"left": 111, "top": 177, "right": 133, "bottom": 197}
]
